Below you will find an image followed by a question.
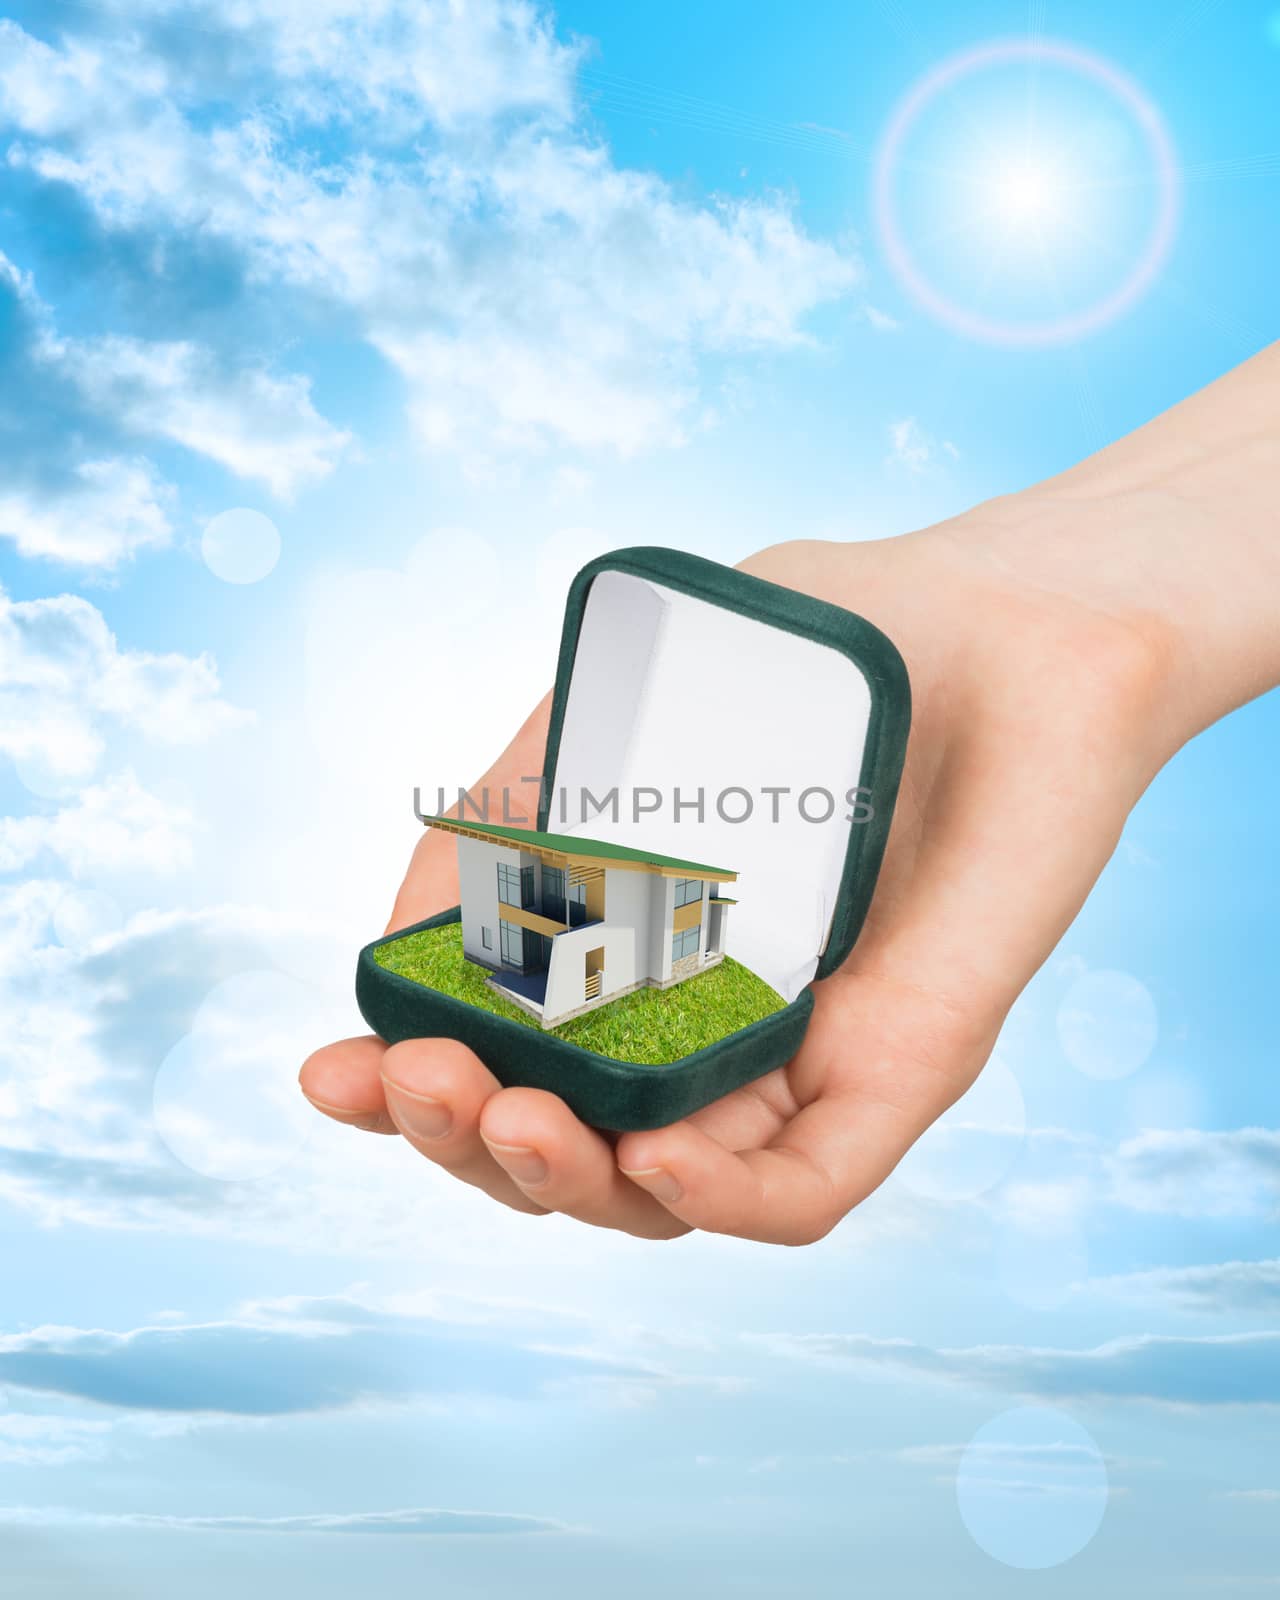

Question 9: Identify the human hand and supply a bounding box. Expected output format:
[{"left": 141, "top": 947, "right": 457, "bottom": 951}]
[{"left": 300, "top": 495, "right": 1202, "bottom": 1243}]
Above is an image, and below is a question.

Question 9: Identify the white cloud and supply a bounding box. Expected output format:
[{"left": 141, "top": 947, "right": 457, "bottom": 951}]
[
  {"left": 0, "top": 894, "right": 325, "bottom": 1175},
  {"left": 0, "top": 1292, "right": 655, "bottom": 1416},
  {"left": 0, "top": 888, "right": 493, "bottom": 1269},
  {"left": 1, "top": 9, "right": 859, "bottom": 464},
  {"left": 0, "top": 1413, "right": 114, "bottom": 1468},
  {"left": 885, "top": 417, "right": 960, "bottom": 475},
  {"left": 988, "top": 1123, "right": 1280, "bottom": 1232},
  {"left": 760, "top": 1328, "right": 1280, "bottom": 1408},
  {"left": 0, "top": 252, "right": 176, "bottom": 568},
  {"left": 0, "top": 456, "right": 173, "bottom": 567},
  {"left": 1, "top": 251, "right": 347, "bottom": 505},
  {"left": 86, "top": 0, "right": 581, "bottom": 132},
  {"left": 369, "top": 145, "right": 857, "bottom": 460},
  {"left": 45, "top": 334, "right": 350, "bottom": 499},
  {"left": 899, "top": 1440, "right": 1120, "bottom": 1471},
  {"left": 1090, "top": 1258, "right": 1280, "bottom": 1313},
  {"left": 0, "top": 771, "right": 193, "bottom": 878},
  {"left": 0, "top": 19, "right": 169, "bottom": 139},
  {"left": 1107, "top": 1129, "right": 1280, "bottom": 1220},
  {"left": 0, "top": 1504, "right": 570, "bottom": 1536},
  {"left": 216, "top": 0, "right": 582, "bottom": 129},
  {"left": 0, "top": 586, "right": 247, "bottom": 784},
  {"left": 863, "top": 305, "right": 901, "bottom": 332}
]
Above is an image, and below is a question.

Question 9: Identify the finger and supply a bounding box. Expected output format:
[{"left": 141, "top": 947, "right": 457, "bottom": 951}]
[
  {"left": 684, "top": 1068, "right": 797, "bottom": 1151},
  {"left": 616, "top": 1115, "right": 842, "bottom": 1246},
  {"left": 299, "top": 1035, "right": 398, "bottom": 1134},
  {"left": 379, "top": 1038, "right": 548, "bottom": 1216},
  {"left": 387, "top": 692, "right": 552, "bottom": 934},
  {"left": 478, "top": 1088, "right": 689, "bottom": 1240},
  {"left": 385, "top": 827, "right": 459, "bottom": 935}
]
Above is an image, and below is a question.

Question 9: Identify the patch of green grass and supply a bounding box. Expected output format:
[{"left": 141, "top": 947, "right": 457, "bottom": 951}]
[{"left": 372, "top": 922, "right": 786, "bottom": 1065}]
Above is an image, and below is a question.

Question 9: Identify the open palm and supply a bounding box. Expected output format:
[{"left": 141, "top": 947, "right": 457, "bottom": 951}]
[{"left": 300, "top": 521, "right": 1171, "bottom": 1243}]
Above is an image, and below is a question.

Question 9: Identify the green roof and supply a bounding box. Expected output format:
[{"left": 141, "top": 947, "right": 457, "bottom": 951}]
[{"left": 423, "top": 815, "right": 736, "bottom": 881}]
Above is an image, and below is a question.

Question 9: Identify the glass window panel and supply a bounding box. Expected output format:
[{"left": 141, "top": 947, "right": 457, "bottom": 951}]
[
  {"left": 499, "top": 919, "right": 523, "bottom": 967},
  {"left": 671, "top": 926, "right": 700, "bottom": 962},
  {"left": 542, "top": 866, "right": 566, "bottom": 921}
]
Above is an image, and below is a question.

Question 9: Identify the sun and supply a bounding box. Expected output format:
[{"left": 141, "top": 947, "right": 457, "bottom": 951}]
[
  {"left": 985, "top": 155, "right": 1068, "bottom": 230},
  {"left": 872, "top": 39, "right": 1180, "bottom": 345}
]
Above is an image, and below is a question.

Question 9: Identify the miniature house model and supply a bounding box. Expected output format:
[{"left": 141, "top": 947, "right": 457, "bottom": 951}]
[{"left": 424, "top": 815, "right": 737, "bottom": 1029}]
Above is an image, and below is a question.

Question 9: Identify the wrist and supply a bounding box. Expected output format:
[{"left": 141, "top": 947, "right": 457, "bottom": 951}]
[{"left": 947, "top": 471, "right": 1280, "bottom": 758}]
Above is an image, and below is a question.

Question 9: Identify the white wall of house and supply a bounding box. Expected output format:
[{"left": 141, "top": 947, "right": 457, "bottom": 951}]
[
  {"left": 648, "top": 873, "right": 676, "bottom": 984},
  {"left": 707, "top": 896, "right": 729, "bottom": 955},
  {"left": 597, "top": 866, "right": 649, "bottom": 995},
  {"left": 457, "top": 836, "right": 531, "bottom": 966},
  {"left": 542, "top": 866, "right": 667, "bottom": 1022},
  {"left": 543, "top": 923, "right": 602, "bottom": 1021}
]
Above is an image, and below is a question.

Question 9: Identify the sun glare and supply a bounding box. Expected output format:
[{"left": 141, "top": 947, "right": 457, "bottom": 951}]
[
  {"left": 986, "top": 156, "right": 1066, "bottom": 229},
  {"left": 873, "top": 39, "right": 1180, "bottom": 345}
]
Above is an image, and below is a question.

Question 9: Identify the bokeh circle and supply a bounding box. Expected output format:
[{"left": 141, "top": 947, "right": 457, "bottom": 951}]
[
  {"left": 1058, "top": 968, "right": 1158, "bottom": 1080},
  {"left": 894, "top": 1052, "right": 1027, "bottom": 1201},
  {"left": 957, "top": 1406, "right": 1109, "bottom": 1568},
  {"left": 994, "top": 1212, "right": 1089, "bottom": 1310},
  {"left": 202, "top": 508, "right": 281, "bottom": 585},
  {"left": 53, "top": 887, "right": 124, "bottom": 947},
  {"left": 153, "top": 969, "right": 321, "bottom": 1181}
]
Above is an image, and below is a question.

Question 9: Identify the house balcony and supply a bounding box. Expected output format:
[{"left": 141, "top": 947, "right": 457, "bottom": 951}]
[
  {"left": 495, "top": 900, "right": 567, "bottom": 937},
  {"left": 496, "top": 899, "right": 603, "bottom": 939}
]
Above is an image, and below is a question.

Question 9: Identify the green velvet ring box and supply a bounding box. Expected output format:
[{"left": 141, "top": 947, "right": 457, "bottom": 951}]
[{"left": 356, "top": 546, "right": 910, "bottom": 1132}]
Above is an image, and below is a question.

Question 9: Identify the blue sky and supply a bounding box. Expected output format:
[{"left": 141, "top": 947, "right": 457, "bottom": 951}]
[{"left": 0, "top": 0, "right": 1278, "bottom": 1592}]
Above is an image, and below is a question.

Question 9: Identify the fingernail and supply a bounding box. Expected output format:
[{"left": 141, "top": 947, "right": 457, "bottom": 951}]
[
  {"left": 385, "top": 1086, "right": 452, "bottom": 1141},
  {"left": 483, "top": 1138, "right": 549, "bottom": 1189},
  {"left": 620, "top": 1165, "right": 683, "bottom": 1204}
]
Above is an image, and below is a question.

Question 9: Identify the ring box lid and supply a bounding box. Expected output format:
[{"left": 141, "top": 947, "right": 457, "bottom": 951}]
[{"left": 539, "top": 547, "right": 910, "bottom": 1003}]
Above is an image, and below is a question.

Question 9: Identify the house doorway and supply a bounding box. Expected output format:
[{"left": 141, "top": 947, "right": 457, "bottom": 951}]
[
  {"left": 585, "top": 946, "right": 604, "bottom": 1002},
  {"left": 499, "top": 922, "right": 551, "bottom": 975}
]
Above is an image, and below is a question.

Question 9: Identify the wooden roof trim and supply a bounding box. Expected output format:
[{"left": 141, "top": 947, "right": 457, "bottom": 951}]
[{"left": 426, "top": 814, "right": 737, "bottom": 882}]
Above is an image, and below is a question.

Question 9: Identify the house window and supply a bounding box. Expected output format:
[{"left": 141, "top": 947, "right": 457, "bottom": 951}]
[
  {"left": 497, "top": 862, "right": 534, "bottom": 908},
  {"left": 673, "top": 878, "right": 702, "bottom": 908},
  {"left": 672, "top": 926, "right": 700, "bottom": 962},
  {"left": 542, "top": 863, "right": 588, "bottom": 924},
  {"left": 499, "top": 919, "right": 524, "bottom": 968},
  {"left": 481, "top": 926, "right": 493, "bottom": 950},
  {"left": 541, "top": 865, "right": 566, "bottom": 921}
]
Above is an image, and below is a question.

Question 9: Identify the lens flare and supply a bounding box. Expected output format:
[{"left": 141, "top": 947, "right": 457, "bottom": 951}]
[{"left": 873, "top": 39, "right": 1180, "bottom": 345}]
